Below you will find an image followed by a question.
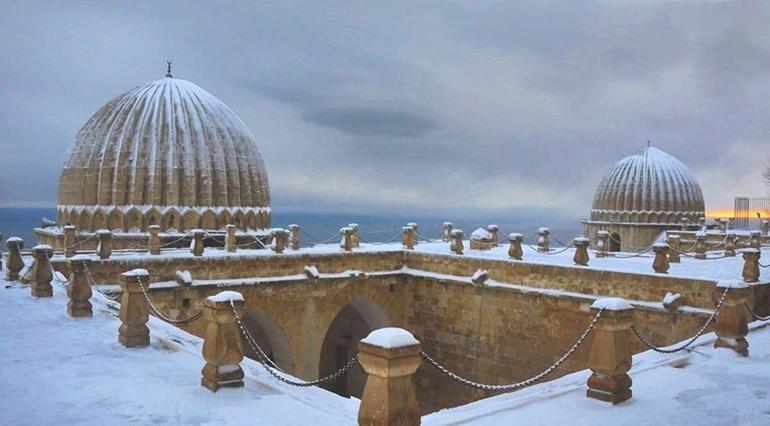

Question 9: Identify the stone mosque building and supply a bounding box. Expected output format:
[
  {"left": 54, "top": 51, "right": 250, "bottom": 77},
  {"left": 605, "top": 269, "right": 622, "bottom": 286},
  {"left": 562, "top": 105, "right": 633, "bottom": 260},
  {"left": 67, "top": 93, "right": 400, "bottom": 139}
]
[
  {"left": 36, "top": 68, "right": 271, "bottom": 248},
  {"left": 583, "top": 145, "right": 706, "bottom": 252}
]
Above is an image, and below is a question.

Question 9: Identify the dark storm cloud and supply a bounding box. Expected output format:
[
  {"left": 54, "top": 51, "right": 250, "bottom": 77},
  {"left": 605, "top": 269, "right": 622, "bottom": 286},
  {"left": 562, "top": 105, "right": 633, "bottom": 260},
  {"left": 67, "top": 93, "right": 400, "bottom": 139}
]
[{"left": 0, "top": 0, "right": 768, "bottom": 215}]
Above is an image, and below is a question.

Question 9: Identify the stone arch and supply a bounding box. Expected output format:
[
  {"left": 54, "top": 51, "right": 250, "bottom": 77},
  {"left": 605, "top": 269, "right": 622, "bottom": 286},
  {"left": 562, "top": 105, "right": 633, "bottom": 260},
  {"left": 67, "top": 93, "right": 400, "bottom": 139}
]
[
  {"left": 181, "top": 210, "right": 200, "bottom": 231},
  {"left": 162, "top": 208, "right": 181, "bottom": 232},
  {"left": 246, "top": 211, "right": 257, "bottom": 230},
  {"left": 124, "top": 207, "right": 143, "bottom": 232},
  {"left": 318, "top": 299, "right": 390, "bottom": 398},
  {"left": 610, "top": 232, "right": 621, "bottom": 252},
  {"left": 241, "top": 309, "right": 294, "bottom": 373},
  {"left": 258, "top": 211, "right": 268, "bottom": 229},
  {"left": 107, "top": 209, "right": 123, "bottom": 231},
  {"left": 78, "top": 210, "right": 92, "bottom": 231},
  {"left": 233, "top": 210, "right": 245, "bottom": 230},
  {"left": 217, "top": 210, "right": 232, "bottom": 230},
  {"left": 200, "top": 209, "right": 217, "bottom": 230},
  {"left": 67, "top": 208, "right": 79, "bottom": 227},
  {"left": 92, "top": 209, "right": 107, "bottom": 231},
  {"left": 144, "top": 208, "right": 161, "bottom": 229}
]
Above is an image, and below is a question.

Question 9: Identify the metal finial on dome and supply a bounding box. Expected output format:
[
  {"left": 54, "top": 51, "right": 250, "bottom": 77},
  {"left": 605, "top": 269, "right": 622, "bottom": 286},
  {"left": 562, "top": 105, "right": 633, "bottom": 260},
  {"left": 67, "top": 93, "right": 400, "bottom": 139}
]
[{"left": 165, "top": 60, "right": 173, "bottom": 78}]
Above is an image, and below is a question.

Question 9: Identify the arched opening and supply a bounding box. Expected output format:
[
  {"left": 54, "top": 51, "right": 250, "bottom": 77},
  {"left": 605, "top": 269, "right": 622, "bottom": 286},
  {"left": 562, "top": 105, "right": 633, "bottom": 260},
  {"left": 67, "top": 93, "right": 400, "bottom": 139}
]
[
  {"left": 319, "top": 299, "right": 390, "bottom": 398},
  {"left": 181, "top": 210, "right": 200, "bottom": 231},
  {"left": 162, "top": 209, "right": 181, "bottom": 232},
  {"left": 92, "top": 209, "right": 107, "bottom": 231},
  {"left": 241, "top": 309, "right": 294, "bottom": 373},
  {"left": 200, "top": 210, "right": 217, "bottom": 230},
  {"left": 124, "top": 208, "right": 142, "bottom": 232},
  {"left": 144, "top": 209, "right": 161, "bottom": 229},
  {"left": 246, "top": 211, "right": 257, "bottom": 230},
  {"left": 107, "top": 210, "right": 123, "bottom": 231},
  {"left": 610, "top": 232, "right": 621, "bottom": 252},
  {"left": 78, "top": 211, "right": 92, "bottom": 231}
]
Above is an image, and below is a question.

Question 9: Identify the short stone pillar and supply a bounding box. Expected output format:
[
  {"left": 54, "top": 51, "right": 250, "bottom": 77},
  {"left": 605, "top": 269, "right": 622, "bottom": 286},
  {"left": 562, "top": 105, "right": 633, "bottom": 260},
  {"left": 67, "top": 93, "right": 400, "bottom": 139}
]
[
  {"left": 713, "top": 280, "right": 749, "bottom": 356},
  {"left": 595, "top": 231, "right": 610, "bottom": 258},
  {"left": 449, "top": 229, "right": 464, "bottom": 255},
  {"left": 67, "top": 256, "right": 93, "bottom": 317},
  {"left": 349, "top": 223, "right": 361, "bottom": 248},
  {"left": 508, "top": 233, "right": 523, "bottom": 260},
  {"left": 271, "top": 228, "right": 288, "bottom": 254},
  {"left": 762, "top": 220, "right": 769, "bottom": 236},
  {"left": 31, "top": 245, "right": 54, "bottom": 298},
  {"left": 724, "top": 233, "right": 737, "bottom": 257},
  {"left": 402, "top": 226, "right": 416, "bottom": 250},
  {"left": 288, "top": 224, "right": 300, "bottom": 251},
  {"left": 667, "top": 234, "right": 681, "bottom": 263},
  {"left": 63, "top": 225, "right": 77, "bottom": 258},
  {"left": 586, "top": 298, "right": 634, "bottom": 404},
  {"left": 340, "top": 227, "right": 354, "bottom": 252},
  {"left": 407, "top": 223, "right": 418, "bottom": 246},
  {"left": 537, "top": 227, "right": 550, "bottom": 252},
  {"left": 680, "top": 217, "right": 690, "bottom": 231},
  {"left": 442, "top": 222, "right": 453, "bottom": 242},
  {"left": 358, "top": 328, "right": 421, "bottom": 426},
  {"left": 742, "top": 248, "right": 760, "bottom": 283},
  {"left": 96, "top": 230, "right": 112, "bottom": 260},
  {"left": 727, "top": 217, "right": 735, "bottom": 230},
  {"left": 190, "top": 229, "right": 205, "bottom": 256},
  {"left": 749, "top": 230, "right": 761, "bottom": 249},
  {"left": 225, "top": 224, "right": 237, "bottom": 253},
  {"left": 118, "top": 269, "right": 150, "bottom": 348},
  {"left": 5, "top": 237, "right": 24, "bottom": 281},
  {"left": 698, "top": 217, "right": 706, "bottom": 228},
  {"left": 693, "top": 233, "right": 707, "bottom": 259},
  {"left": 573, "top": 237, "right": 589, "bottom": 266},
  {"left": 487, "top": 225, "right": 499, "bottom": 247},
  {"left": 201, "top": 291, "right": 246, "bottom": 392},
  {"left": 147, "top": 225, "right": 161, "bottom": 255},
  {"left": 717, "top": 218, "right": 727, "bottom": 232},
  {"left": 652, "top": 243, "right": 670, "bottom": 274}
]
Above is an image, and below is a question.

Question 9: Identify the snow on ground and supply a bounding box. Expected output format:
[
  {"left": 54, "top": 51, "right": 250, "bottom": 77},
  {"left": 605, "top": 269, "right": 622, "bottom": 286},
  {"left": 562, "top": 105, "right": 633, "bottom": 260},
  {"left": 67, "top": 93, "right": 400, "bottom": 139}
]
[
  {"left": 425, "top": 322, "right": 770, "bottom": 426},
  {"left": 0, "top": 276, "right": 357, "bottom": 426}
]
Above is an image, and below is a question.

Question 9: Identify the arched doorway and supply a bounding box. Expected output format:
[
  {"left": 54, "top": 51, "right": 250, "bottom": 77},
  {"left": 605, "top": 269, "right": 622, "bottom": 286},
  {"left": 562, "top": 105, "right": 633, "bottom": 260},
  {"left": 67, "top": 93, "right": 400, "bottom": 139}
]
[
  {"left": 240, "top": 309, "right": 294, "bottom": 373},
  {"left": 319, "top": 299, "right": 389, "bottom": 398},
  {"left": 610, "top": 232, "right": 621, "bottom": 252}
]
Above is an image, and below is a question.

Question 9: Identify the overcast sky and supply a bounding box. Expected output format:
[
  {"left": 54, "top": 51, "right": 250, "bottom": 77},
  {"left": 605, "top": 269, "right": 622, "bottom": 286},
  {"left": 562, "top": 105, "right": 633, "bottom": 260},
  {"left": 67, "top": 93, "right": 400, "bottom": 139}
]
[{"left": 1, "top": 1, "right": 769, "bottom": 219}]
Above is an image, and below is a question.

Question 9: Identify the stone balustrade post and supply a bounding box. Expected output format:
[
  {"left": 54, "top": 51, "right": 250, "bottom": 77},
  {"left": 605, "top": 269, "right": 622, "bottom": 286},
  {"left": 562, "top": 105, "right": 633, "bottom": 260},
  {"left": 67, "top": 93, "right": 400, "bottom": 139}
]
[
  {"left": 724, "top": 233, "right": 737, "bottom": 257},
  {"left": 148, "top": 225, "right": 161, "bottom": 255},
  {"left": 96, "top": 230, "right": 112, "bottom": 260},
  {"left": 537, "top": 227, "right": 550, "bottom": 252},
  {"left": 762, "top": 220, "right": 769, "bottom": 236},
  {"left": 406, "top": 223, "right": 418, "bottom": 246},
  {"left": 573, "top": 237, "right": 589, "bottom": 266},
  {"left": 680, "top": 218, "right": 690, "bottom": 231},
  {"left": 349, "top": 223, "right": 361, "bottom": 248},
  {"left": 442, "top": 222, "right": 453, "bottom": 242},
  {"left": 225, "top": 224, "right": 237, "bottom": 253},
  {"left": 693, "top": 233, "right": 707, "bottom": 259},
  {"left": 713, "top": 280, "right": 749, "bottom": 356},
  {"left": 698, "top": 217, "right": 706, "bottom": 228},
  {"left": 5, "top": 237, "right": 24, "bottom": 281},
  {"left": 340, "top": 227, "right": 354, "bottom": 252},
  {"left": 487, "top": 225, "right": 499, "bottom": 247},
  {"left": 727, "top": 218, "right": 735, "bottom": 230},
  {"left": 357, "top": 328, "right": 421, "bottom": 426},
  {"left": 118, "top": 269, "right": 150, "bottom": 347},
  {"left": 595, "top": 231, "right": 610, "bottom": 258},
  {"left": 402, "top": 226, "right": 416, "bottom": 250},
  {"left": 201, "top": 291, "right": 246, "bottom": 392},
  {"left": 586, "top": 298, "right": 634, "bottom": 404},
  {"left": 67, "top": 256, "right": 93, "bottom": 317},
  {"left": 749, "top": 231, "right": 761, "bottom": 249},
  {"left": 288, "top": 224, "right": 300, "bottom": 251},
  {"left": 742, "top": 248, "right": 760, "bottom": 283},
  {"left": 271, "top": 228, "right": 287, "bottom": 254},
  {"left": 63, "top": 225, "right": 77, "bottom": 258},
  {"left": 508, "top": 233, "right": 523, "bottom": 260},
  {"left": 450, "top": 229, "right": 464, "bottom": 255},
  {"left": 31, "top": 245, "right": 54, "bottom": 298},
  {"left": 717, "top": 218, "right": 727, "bottom": 232},
  {"left": 652, "top": 243, "right": 670, "bottom": 274},
  {"left": 667, "top": 234, "right": 681, "bottom": 263},
  {"left": 190, "top": 229, "right": 205, "bottom": 256}
]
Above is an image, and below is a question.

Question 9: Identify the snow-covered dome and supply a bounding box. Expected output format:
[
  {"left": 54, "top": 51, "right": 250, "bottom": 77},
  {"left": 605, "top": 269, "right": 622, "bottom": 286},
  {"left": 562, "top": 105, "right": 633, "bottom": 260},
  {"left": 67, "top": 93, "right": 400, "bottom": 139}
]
[
  {"left": 56, "top": 74, "right": 270, "bottom": 232},
  {"left": 590, "top": 146, "right": 704, "bottom": 224}
]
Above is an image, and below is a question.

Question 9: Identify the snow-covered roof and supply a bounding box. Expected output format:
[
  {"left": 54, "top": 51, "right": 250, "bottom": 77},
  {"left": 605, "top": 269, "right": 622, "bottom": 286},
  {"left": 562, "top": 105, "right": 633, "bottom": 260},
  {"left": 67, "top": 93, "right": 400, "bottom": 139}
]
[
  {"left": 58, "top": 76, "right": 270, "bottom": 209},
  {"left": 591, "top": 146, "right": 705, "bottom": 219}
]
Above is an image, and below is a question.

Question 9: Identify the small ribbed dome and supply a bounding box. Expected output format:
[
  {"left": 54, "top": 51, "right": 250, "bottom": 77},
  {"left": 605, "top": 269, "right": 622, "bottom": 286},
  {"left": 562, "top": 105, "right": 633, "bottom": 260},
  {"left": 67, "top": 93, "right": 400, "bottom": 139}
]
[
  {"left": 57, "top": 76, "right": 270, "bottom": 232},
  {"left": 590, "top": 146, "right": 704, "bottom": 223}
]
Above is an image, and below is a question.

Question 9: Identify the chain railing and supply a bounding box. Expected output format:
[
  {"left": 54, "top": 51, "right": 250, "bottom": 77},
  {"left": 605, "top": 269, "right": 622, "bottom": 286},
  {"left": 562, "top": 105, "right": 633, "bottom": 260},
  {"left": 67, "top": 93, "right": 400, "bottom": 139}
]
[
  {"left": 82, "top": 262, "right": 122, "bottom": 301},
  {"left": 630, "top": 287, "right": 729, "bottom": 354},
  {"left": 136, "top": 276, "right": 203, "bottom": 324},
  {"left": 421, "top": 308, "right": 603, "bottom": 392},
  {"left": 744, "top": 303, "right": 770, "bottom": 321},
  {"left": 230, "top": 301, "right": 359, "bottom": 386}
]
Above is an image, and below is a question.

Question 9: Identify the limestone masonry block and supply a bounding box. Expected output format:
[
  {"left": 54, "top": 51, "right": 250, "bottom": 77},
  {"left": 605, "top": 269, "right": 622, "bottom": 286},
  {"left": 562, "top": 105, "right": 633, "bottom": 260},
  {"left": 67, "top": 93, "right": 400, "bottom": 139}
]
[
  {"left": 573, "top": 237, "right": 590, "bottom": 266},
  {"left": 118, "top": 269, "right": 150, "bottom": 347},
  {"left": 714, "top": 281, "right": 750, "bottom": 356},
  {"left": 31, "top": 245, "right": 54, "bottom": 298},
  {"left": 402, "top": 226, "right": 416, "bottom": 250},
  {"left": 271, "top": 228, "right": 288, "bottom": 254},
  {"left": 741, "top": 249, "right": 760, "bottom": 283},
  {"left": 450, "top": 230, "right": 464, "bottom": 255},
  {"left": 586, "top": 299, "right": 633, "bottom": 404},
  {"left": 201, "top": 291, "right": 246, "bottom": 392},
  {"left": 67, "top": 257, "right": 93, "bottom": 317},
  {"left": 666, "top": 234, "right": 681, "bottom": 263},
  {"left": 5, "top": 237, "right": 24, "bottom": 281},
  {"left": 190, "top": 229, "right": 205, "bottom": 256},
  {"left": 148, "top": 225, "right": 161, "bottom": 255},
  {"left": 288, "top": 224, "right": 300, "bottom": 251},
  {"left": 225, "top": 224, "right": 237, "bottom": 253},
  {"left": 340, "top": 227, "right": 354, "bottom": 252},
  {"left": 63, "top": 225, "right": 77, "bottom": 258}
]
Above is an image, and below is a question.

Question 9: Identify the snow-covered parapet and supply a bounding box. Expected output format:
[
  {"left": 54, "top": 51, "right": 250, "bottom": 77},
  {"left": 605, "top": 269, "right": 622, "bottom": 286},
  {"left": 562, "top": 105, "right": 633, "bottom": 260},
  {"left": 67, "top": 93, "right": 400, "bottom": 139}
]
[
  {"left": 206, "top": 291, "right": 245, "bottom": 303},
  {"left": 591, "top": 297, "right": 633, "bottom": 311},
  {"left": 32, "top": 244, "right": 53, "bottom": 251},
  {"left": 361, "top": 327, "right": 420, "bottom": 349},
  {"left": 716, "top": 279, "right": 749, "bottom": 289}
]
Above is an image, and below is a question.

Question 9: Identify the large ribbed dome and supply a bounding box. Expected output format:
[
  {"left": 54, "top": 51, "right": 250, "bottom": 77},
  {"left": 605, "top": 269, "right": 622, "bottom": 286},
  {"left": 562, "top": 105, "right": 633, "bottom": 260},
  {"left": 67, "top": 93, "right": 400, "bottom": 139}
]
[
  {"left": 590, "top": 146, "right": 704, "bottom": 223},
  {"left": 57, "top": 75, "right": 270, "bottom": 232}
]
